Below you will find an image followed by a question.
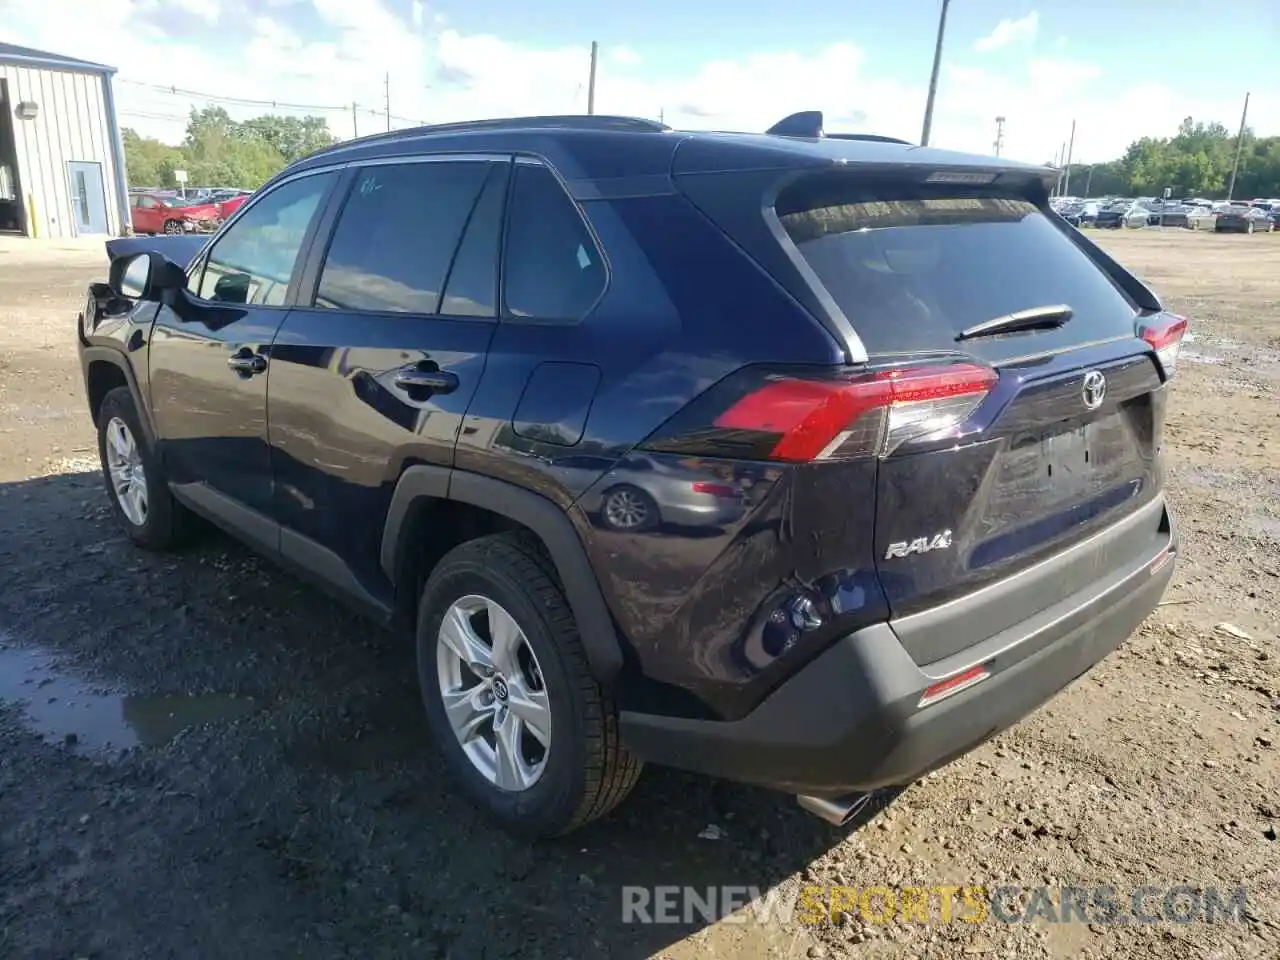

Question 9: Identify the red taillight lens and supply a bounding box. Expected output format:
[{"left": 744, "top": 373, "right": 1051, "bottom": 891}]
[
  {"left": 1139, "top": 313, "right": 1189, "bottom": 377},
  {"left": 690, "top": 481, "right": 736, "bottom": 498},
  {"left": 642, "top": 362, "right": 997, "bottom": 463}
]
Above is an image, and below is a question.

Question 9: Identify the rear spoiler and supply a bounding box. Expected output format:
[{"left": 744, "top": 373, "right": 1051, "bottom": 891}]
[{"left": 105, "top": 235, "right": 205, "bottom": 269}]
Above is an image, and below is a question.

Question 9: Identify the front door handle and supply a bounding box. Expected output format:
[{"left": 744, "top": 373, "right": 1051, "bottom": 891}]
[
  {"left": 393, "top": 368, "right": 458, "bottom": 394},
  {"left": 227, "top": 349, "right": 267, "bottom": 375}
]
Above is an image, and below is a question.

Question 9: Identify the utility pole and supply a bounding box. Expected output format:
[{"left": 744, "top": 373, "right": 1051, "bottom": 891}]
[
  {"left": 587, "top": 41, "right": 598, "bottom": 115},
  {"left": 920, "top": 0, "right": 952, "bottom": 146},
  {"left": 1062, "top": 119, "right": 1076, "bottom": 196},
  {"left": 352, "top": 102, "right": 358, "bottom": 139},
  {"left": 1226, "top": 92, "right": 1250, "bottom": 201},
  {"left": 384, "top": 72, "right": 391, "bottom": 132},
  {"left": 993, "top": 116, "right": 1005, "bottom": 156},
  {"left": 1084, "top": 164, "right": 1094, "bottom": 198}
]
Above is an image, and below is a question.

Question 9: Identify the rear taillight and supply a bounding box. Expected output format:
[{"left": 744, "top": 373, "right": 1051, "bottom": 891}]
[
  {"left": 641, "top": 362, "right": 997, "bottom": 463},
  {"left": 1139, "top": 313, "right": 1189, "bottom": 377}
]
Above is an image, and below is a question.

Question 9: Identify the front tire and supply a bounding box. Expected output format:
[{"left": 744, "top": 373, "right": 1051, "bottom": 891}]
[
  {"left": 416, "top": 532, "right": 641, "bottom": 838},
  {"left": 96, "top": 387, "right": 195, "bottom": 550},
  {"left": 163, "top": 219, "right": 183, "bottom": 235}
]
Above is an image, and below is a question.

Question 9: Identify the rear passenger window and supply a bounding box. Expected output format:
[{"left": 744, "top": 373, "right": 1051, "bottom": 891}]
[
  {"left": 503, "top": 164, "right": 605, "bottom": 321},
  {"left": 439, "top": 163, "right": 508, "bottom": 318},
  {"left": 315, "top": 161, "right": 491, "bottom": 314}
]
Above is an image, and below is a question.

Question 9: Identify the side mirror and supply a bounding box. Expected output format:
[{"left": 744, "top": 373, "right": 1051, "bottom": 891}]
[{"left": 108, "top": 251, "right": 185, "bottom": 301}]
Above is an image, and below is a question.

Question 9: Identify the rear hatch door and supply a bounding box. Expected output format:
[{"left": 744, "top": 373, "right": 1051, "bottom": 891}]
[{"left": 771, "top": 176, "right": 1171, "bottom": 664}]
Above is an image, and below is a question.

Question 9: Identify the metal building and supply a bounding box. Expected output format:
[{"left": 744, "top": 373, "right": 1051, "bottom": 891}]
[{"left": 0, "top": 43, "right": 129, "bottom": 239}]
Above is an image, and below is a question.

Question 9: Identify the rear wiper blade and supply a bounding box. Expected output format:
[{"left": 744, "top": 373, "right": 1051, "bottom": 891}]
[{"left": 956, "top": 304, "right": 1073, "bottom": 341}]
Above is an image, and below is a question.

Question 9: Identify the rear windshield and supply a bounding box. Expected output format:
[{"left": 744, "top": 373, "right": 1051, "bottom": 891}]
[{"left": 777, "top": 184, "right": 1139, "bottom": 358}]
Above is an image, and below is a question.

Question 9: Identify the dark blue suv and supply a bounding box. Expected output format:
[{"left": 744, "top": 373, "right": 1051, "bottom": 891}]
[{"left": 78, "top": 112, "right": 1183, "bottom": 838}]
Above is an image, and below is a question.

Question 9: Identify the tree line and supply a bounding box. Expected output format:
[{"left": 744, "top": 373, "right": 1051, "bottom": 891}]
[
  {"left": 124, "top": 109, "right": 1279, "bottom": 200},
  {"left": 1053, "top": 118, "right": 1279, "bottom": 199},
  {"left": 122, "top": 106, "right": 338, "bottom": 190}
]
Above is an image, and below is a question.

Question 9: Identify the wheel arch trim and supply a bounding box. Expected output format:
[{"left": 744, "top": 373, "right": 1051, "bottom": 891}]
[
  {"left": 381, "top": 465, "right": 625, "bottom": 684},
  {"left": 81, "top": 346, "right": 156, "bottom": 445}
]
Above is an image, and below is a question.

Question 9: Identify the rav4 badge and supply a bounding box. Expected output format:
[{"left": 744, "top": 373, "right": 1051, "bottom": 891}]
[{"left": 884, "top": 530, "right": 954, "bottom": 560}]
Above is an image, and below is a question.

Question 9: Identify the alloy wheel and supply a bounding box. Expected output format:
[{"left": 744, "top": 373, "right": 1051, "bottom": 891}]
[
  {"left": 436, "top": 594, "right": 551, "bottom": 791},
  {"left": 104, "top": 416, "right": 148, "bottom": 526},
  {"left": 604, "top": 488, "right": 650, "bottom": 530}
]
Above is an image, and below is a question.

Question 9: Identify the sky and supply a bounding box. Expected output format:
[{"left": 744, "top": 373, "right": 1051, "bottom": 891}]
[{"left": 1, "top": 0, "right": 1276, "bottom": 165}]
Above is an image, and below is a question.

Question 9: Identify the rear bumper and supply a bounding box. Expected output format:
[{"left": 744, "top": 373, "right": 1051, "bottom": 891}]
[{"left": 620, "top": 502, "right": 1176, "bottom": 796}]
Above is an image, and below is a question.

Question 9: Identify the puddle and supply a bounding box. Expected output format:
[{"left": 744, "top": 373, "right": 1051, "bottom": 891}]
[{"left": 0, "top": 636, "right": 258, "bottom": 754}]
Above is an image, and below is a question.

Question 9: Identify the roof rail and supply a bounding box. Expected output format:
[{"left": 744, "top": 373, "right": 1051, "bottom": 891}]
[
  {"left": 825, "top": 133, "right": 914, "bottom": 145},
  {"left": 307, "top": 114, "right": 671, "bottom": 160},
  {"left": 764, "top": 110, "right": 913, "bottom": 146},
  {"left": 412, "top": 114, "right": 671, "bottom": 135}
]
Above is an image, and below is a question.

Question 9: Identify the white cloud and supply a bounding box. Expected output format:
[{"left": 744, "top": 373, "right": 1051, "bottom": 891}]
[
  {"left": 610, "top": 44, "right": 641, "bottom": 66},
  {"left": 0, "top": 0, "right": 1272, "bottom": 170},
  {"left": 166, "top": 0, "right": 220, "bottom": 23},
  {"left": 975, "top": 12, "right": 1039, "bottom": 53}
]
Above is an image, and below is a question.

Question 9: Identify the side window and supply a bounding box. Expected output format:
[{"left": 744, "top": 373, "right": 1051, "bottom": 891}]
[
  {"left": 196, "top": 172, "right": 336, "bottom": 307},
  {"left": 314, "top": 160, "right": 491, "bottom": 315},
  {"left": 137, "top": 196, "right": 155, "bottom": 209},
  {"left": 439, "top": 163, "right": 508, "bottom": 317},
  {"left": 503, "top": 164, "right": 605, "bottom": 321}
]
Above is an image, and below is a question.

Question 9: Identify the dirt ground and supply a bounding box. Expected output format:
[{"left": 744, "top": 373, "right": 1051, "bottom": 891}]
[{"left": 0, "top": 229, "right": 1276, "bottom": 960}]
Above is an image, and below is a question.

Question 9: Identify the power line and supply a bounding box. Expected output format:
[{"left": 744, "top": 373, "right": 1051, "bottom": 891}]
[
  {"left": 119, "top": 109, "right": 189, "bottom": 122},
  {"left": 118, "top": 76, "right": 425, "bottom": 127},
  {"left": 118, "top": 77, "right": 349, "bottom": 112}
]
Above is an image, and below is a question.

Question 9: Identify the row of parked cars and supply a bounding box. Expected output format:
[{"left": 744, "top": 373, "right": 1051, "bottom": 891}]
[
  {"left": 1052, "top": 195, "right": 1279, "bottom": 234},
  {"left": 125, "top": 187, "right": 253, "bottom": 236}
]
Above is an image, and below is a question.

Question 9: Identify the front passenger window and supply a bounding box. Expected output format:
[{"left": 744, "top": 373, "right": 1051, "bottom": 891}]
[{"left": 196, "top": 172, "right": 335, "bottom": 307}]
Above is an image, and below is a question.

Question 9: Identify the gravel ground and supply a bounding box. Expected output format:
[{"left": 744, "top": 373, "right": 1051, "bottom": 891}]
[{"left": 0, "top": 230, "right": 1277, "bottom": 960}]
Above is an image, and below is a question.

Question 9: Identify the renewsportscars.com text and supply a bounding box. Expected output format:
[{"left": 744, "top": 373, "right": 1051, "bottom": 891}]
[{"left": 621, "top": 884, "right": 1249, "bottom": 926}]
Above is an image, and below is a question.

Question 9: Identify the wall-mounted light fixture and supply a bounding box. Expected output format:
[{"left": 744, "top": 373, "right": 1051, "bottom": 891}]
[{"left": 15, "top": 101, "right": 39, "bottom": 120}]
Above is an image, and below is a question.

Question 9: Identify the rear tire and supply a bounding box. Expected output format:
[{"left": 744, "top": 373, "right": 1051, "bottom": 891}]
[
  {"left": 96, "top": 387, "right": 196, "bottom": 550},
  {"left": 416, "top": 532, "right": 642, "bottom": 838}
]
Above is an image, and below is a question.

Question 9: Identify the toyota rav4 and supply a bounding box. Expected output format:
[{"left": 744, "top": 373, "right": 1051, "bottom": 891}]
[{"left": 77, "top": 111, "right": 1182, "bottom": 838}]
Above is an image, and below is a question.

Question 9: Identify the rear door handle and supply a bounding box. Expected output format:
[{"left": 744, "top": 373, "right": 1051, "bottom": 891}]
[
  {"left": 227, "top": 349, "right": 267, "bottom": 375},
  {"left": 393, "top": 368, "right": 458, "bottom": 394}
]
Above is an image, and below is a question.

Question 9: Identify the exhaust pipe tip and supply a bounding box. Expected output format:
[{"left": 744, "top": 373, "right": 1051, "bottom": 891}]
[{"left": 796, "top": 792, "right": 873, "bottom": 827}]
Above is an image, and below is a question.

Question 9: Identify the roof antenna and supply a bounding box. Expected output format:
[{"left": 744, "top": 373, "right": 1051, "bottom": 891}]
[{"left": 766, "top": 110, "right": 824, "bottom": 138}]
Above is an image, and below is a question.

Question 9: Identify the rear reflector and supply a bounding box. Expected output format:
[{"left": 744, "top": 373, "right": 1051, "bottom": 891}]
[
  {"left": 918, "top": 663, "right": 990, "bottom": 708},
  {"left": 1139, "top": 313, "right": 1189, "bottom": 377}
]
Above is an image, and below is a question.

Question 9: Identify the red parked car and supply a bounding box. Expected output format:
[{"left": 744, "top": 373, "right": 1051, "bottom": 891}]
[
  {"left": 128, "top": 193, "right": 221, "bottom": 236},
  {"left": 209, "top": 189, "right": 253, "bottom": 220}
]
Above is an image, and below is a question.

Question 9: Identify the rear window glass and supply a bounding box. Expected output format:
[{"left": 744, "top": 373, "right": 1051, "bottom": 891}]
[{"left": 778, "top": 186, "right": 1139, "bottom": 357}]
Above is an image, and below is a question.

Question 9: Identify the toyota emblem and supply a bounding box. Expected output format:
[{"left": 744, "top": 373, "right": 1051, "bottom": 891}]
[{"left": 1081, "top": 370, "right": 1106, "bottom": 410}]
